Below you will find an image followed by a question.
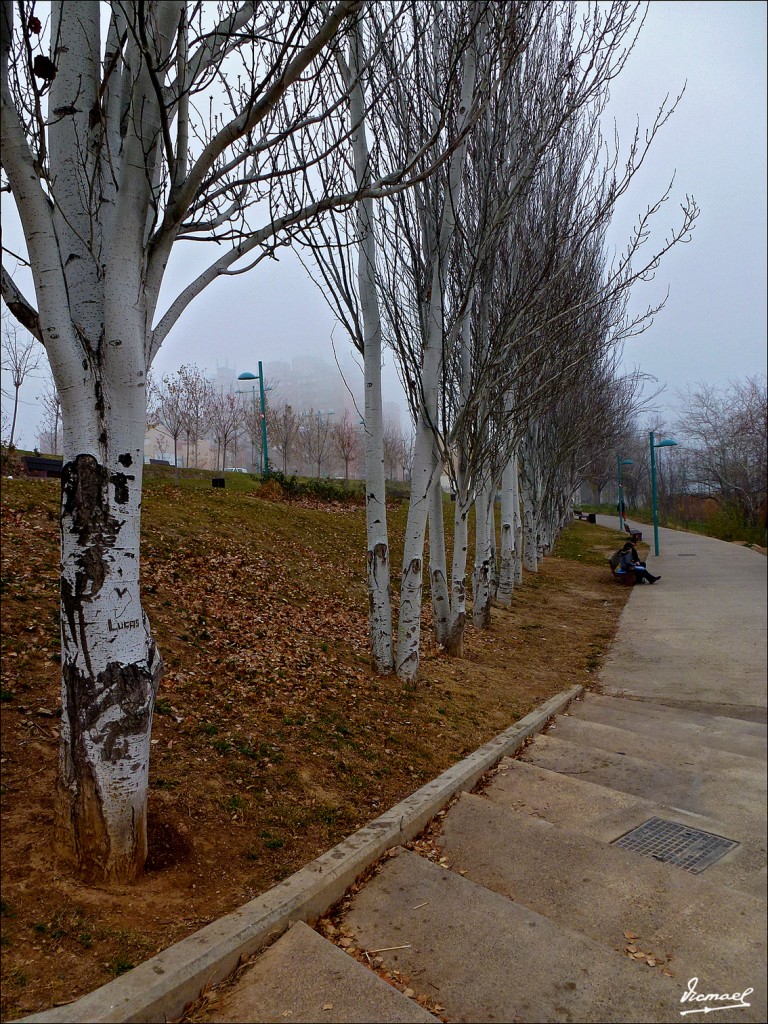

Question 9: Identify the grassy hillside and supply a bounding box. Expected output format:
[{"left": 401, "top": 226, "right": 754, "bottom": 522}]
[{"left": 0, "top": 473, "right": 632, "bottom": 1019}]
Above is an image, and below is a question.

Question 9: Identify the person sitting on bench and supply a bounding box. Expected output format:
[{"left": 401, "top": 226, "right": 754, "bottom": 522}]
[{"left": 619, "top": 541, "right": 661, "bottom": 584}]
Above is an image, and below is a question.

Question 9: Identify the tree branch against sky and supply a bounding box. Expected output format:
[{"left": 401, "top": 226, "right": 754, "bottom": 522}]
[
  {"left": 331, "top": 408, "right": 361, "bottom": 480},
  {"left": 298, "top": 407, "right": 335, "bottom": 477},
  {"left": 2, "top": 1, "right": 763, "bottom": 449},
  {"left": 1, "top": 313, "right": 42, "bottom": 448},
  {"left": 675, "top": 376, "right": 767, "bottom": 529},
  {"left": 36, "top": 365, "right": 62, "bottom": 455},
  {"left": 267, "top": 398, "right": 300, "bottom": 475}
]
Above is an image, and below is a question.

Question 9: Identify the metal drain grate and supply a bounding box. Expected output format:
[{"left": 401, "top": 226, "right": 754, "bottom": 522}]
[
  {"left": 677, "top": 552, "right": 697, "bottom": 556},
  {"left": 612, "top": 817, "right": 738, "bottom": 873}
]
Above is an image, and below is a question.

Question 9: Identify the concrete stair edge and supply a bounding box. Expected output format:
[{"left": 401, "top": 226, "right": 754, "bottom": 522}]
[
  {"left": 206, "top": 921, "right": 439, "bottom": 1023},
  {"left": 576, "top": 692, "right": 768, "bottom": 734},
  {"left": 548, "top": 713, "right": 768, "bottom": 770},
  {"left": 518, "top": 732, "right": 765, "bottom": 822}
]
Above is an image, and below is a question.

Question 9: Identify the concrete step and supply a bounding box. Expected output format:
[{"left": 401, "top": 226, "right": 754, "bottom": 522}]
[
  {"left": 549, "top": 714, "right": 768, "bottom": 774},
  {"left": 574, "top": 692, "right": 768, "bottom": 737},
  {"left": 519, "top": 733, "right": 764, "bottom": 830},
  {"left": 568, "top": 693, "right": 767, "bottom": 759},
  {"left": 577, "top": 692, "right": 768, "bottom": 733},
  {"left": 343, "top": 847, "right": 688, "bottom": 1024},
  {"left": 438, "top": 791, "right": 766, "bottom": 1018},
  {"left": 205, "top": 920, "right": 439, "bottom": 1023},
  {"left": 484, "top": 760, "right": 766, "bottom": 898}
]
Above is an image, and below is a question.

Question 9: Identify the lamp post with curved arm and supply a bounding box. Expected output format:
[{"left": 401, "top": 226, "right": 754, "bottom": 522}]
[
  {"left": 238, "top": 363, "right": 270, "bottom": 475},
  {"left": 650, "top": 432, "right": 678, "bottom": 556}
]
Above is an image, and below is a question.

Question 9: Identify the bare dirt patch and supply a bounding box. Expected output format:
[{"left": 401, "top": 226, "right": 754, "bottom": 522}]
[{"left": 0, "top": 480, "right": 631, "bottom": 1021}]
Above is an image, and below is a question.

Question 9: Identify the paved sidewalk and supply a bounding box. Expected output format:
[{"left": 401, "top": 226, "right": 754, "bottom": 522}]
[{"left": 596, "top": 515, "right": 767, "bottom": 718}]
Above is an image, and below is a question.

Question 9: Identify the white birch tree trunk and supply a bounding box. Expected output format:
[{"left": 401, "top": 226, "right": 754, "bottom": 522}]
[
  {"left": 0, "top": 1, "right": 174, "bottom": 880},
  {"left": 349, "top": 19, "right": 393, "bottom": 673},
  {"left": 498, "top": 454, "right": 517, "bottom": 606},
  {"left": 512, "top": 458, "right": 524, "bottom": 587},
  {"left": 395, "top": 17, "right": 479, "bottom": 681},
  {"left": 52, "top": 237, "right": 162, "bottom": 880},
  {"left": 520, "top": 427, "right": 542, "bottom": 575},
  {"left": 396, "top": 412, "right": 440, "bottom": 679},
  {"left": 521, "top": 476, "right": 539, "bottom": 574},
  {"left": 56, "top": 372, "right": 161, "bottom": 881},
  {"left": 472, "top": 479, "right": 494, "bottom": 628},
  {"left": 428, "top": 469, "right": 450, "bottom": 647},
  {"left": 446, "top": 480, "right": 471, "bottom": 656},
  {"left": 444, "top": 307, "right": 473, "bottom": 655},
  {"left": 540, "top": 511, "right": 553, "bottom": 557},
  {"left": 488, "top": 485, "right": 499, "bottom": 600},
  {"left": 362, "top": 344, "right": 393, "bottom": 673}
]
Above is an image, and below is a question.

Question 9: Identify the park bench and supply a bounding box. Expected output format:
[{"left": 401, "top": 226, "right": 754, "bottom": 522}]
[
  {"left": 623, "top": 522, "right": 643, "bottom": 543},
  {"left": 22, "top": 455, "right": 63, "bottom": 478}
]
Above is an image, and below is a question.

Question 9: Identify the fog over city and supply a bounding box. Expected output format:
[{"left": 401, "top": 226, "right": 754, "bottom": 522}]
[{"left": 2, "top": 0, "right": 766, "bottom": 451}]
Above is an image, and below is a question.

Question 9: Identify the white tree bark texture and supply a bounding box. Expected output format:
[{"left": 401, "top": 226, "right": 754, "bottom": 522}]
[
  {"left": 350, "top": 19, "right": 394, "bottom": 675},
  {"left": 498, "top": 454, "right": 518, "bottom": 607},
  {"left": 472, "top": 479, "right": 493, "bottom": 629}
]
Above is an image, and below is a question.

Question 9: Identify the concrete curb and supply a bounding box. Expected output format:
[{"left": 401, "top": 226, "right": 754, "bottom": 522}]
[{"left": 21, "top": 685, "right": 581, "bottom": 1024}]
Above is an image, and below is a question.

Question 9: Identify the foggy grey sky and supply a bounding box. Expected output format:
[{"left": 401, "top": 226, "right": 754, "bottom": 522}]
[
  {"left": 604, "top": 0, "right": 767, "bottom": 420},
  {"left": 3, "top": 0, "right": 766, "bottom": 449}
]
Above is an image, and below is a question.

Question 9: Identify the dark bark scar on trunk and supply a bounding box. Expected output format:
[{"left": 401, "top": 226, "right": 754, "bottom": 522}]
[
  {"left": 110, "top": 471, "right": 134, "bottom": 505},
  {"left": 61, "top": 455, "right": 121, "bottom": 673}
]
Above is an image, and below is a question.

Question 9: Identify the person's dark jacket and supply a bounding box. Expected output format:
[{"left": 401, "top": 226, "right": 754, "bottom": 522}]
[{"left": 619, "top": 549, "right": 637, "bottom": 572}]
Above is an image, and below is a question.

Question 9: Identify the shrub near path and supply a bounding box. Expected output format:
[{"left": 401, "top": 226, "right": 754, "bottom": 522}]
[{"left": 0, "top": 476, "right": 632, "bottom": 1020}]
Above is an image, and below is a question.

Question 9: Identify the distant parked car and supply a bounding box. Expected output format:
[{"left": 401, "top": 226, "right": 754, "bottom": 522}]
[{"left": 223, "top": 467, "right": 249, "bottom": 473}]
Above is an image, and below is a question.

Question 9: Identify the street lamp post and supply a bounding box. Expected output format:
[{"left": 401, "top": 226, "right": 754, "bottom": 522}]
[
  {"left": 237, "top": 363, "right": 270, "bottom": 476},
  {"left": 617, "top": 455, "right": 633, "bottom": 533},
  {"left": 649, "top": 431, "right": 678, "bottom": 556}
]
